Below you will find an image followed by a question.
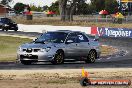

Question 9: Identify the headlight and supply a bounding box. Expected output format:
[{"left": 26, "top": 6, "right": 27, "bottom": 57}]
[
  {"left": 18, "top": 47, "right": 22, "bottom": 51},
  {"left": 4, "top": 24, "right": 9, "bottom": 26},
  {"left": 40, "top": 47, "right": 51, "bottom": 52}
]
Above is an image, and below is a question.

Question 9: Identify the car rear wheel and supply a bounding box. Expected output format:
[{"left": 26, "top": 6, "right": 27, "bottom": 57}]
[
  {"left": 21, "top": 60, "right": 32, "bottom": 65},
  {"left": 51, "top": 51, "right": 64, "bottom": 65},
  {"left": 14, "top": 28, "right": 18, "bottom": 31},
  {"left": 85, "top": 50, "right": 96, "bottom": 63}
]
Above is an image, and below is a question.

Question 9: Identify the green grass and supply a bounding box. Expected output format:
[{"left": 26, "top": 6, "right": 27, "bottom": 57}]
[{"left": 0, "top": 36, "right": 32, "bottom": 62}]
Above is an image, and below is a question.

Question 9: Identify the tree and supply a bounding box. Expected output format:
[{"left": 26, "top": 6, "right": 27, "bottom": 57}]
[
  {"left": 43, "top": 5, "right": 48, "bottom": 11},
  {"left": 1, "top": 0, "right": 12, "bottom": 5},
  {"left": 14, "top": 3, "right": 26, "bottom": 14},
  {"left": 91, "top": 0, "right": 105, "bottom": 12},
  {"left": 30, "top": 5, "right": 37, "bottom": 11},
  {"left": 30, "top": 5, "right": 43, "bottom": 12},
  {"left": 75, "top": 0, "right": 94, "bottom": 15},
  {"left": 49, "top": 1, "right": 59, "bottom": 14},
  {"left": 91, "top": 0, "right": 118, "bottom": 14},
  {"left": 105, "top": 0, "right": 118, "bottom": 14},
  {"left": 37, "top": 6, "right": 42, "bottom": 12},
  {"left": 59, "top": 0, "right": 77, "bottom": 21},
  {"left": 59, "top": 0, "right": 119, "bottom": 21}
]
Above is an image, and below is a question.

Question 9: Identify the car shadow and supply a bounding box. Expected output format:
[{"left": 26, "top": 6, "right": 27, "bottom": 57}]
[{"left": 19, "top": 59, "right": 132, "bottom": 69}]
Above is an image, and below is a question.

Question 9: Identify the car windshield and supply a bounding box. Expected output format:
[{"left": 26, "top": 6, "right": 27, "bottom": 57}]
[
  {"left": 35, "top": 32, "right": 68, "bottom": 43},
  {"left": 0, "top": 18, "right": 8, "bottom": 23}
]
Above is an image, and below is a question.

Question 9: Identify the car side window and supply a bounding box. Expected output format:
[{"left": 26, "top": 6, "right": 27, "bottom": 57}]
[
  {"left": 66, "top": 33, "right": 78, "bottom": 43},
  {"left": 77, "top": 33, "right": 89, "bottom": 42}
]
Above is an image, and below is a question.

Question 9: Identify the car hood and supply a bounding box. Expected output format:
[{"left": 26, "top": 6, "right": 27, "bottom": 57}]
[{"left": 20, "top": 42, "right": 55, "bottom": 49}]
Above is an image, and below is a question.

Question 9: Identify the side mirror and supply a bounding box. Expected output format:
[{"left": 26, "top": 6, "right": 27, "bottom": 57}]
[
  {"left": 66, "top": 40, "right": 74, "bottom": 44},
  {"left": 94, "top": 34, "right": 99, "bottom": 41}
]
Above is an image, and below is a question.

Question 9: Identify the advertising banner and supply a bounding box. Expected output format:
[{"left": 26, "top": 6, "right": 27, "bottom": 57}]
[
  {"left": 91, "top": 27, "right": 132, "bottom": 38},
  {"left": 121, "top": 0, "right": 132, "bottom": 2}
]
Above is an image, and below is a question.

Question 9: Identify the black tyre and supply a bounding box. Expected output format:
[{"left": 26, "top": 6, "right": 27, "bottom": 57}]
[
  {"left": 21, "top": 60, "right": 32, "bottom": 65},
  {"left": 2, "top": 28, "right": 4, "bottom": 31},
  {"left": 14, "top": 29, "right": 18, "bottom": 31},
  {"left": 51, "top": 51, "right": 64, "bottom": 64},
  {"left": 1, "top": 27, "right": 5, "bottom": 31},
  {"left": 85, "top": 50, "right": 96, "bottom": 63},
  {"left": 5, "top": 29, "right": 8, "bottom": 31},
  {"left": 14, "top": 27, "right": 18, "bottom": 31},
  {"left": 80, "top": 77, "right": 90, "bottom": 86}
]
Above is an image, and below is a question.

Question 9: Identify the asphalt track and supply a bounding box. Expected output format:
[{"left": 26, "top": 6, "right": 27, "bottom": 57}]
[{"left": 0, "top": 30, "right": 132, "bottom": 70}]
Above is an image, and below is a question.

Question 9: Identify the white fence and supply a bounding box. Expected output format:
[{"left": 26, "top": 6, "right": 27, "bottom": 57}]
[{"left": 18, "top": 24, "right": 92, "bottom": 34}]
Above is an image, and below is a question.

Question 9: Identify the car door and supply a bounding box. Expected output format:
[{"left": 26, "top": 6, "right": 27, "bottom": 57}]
[
  {"left": 64, "top": 32, "right": 80, "bottom": 59},
  {"left": 76, "top": 32, "right": 90, "bottom": 57}
]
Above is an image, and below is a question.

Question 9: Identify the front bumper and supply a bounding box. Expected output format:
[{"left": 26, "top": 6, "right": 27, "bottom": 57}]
[
  {"left": 96, "top": 48, "right": 101, "bottom": 58},
  {"left": 97, "top": 51, "right": 101, "bottom": 58},
  {"left": 17, "top": 51, "right": 56, "bottom": 62},
  {"left": 3, "top": 25, "right": 18, "bottom": 30}
]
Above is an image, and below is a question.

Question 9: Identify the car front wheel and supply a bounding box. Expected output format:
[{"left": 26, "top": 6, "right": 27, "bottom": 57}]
[
  {"left": 85, "top": 50, "right": 96, "bottom": 63},
  {"left": 2, "top": 27, "right": 5, "bottom": 31},
  {"left": 2, "top": 28, "right": 4, "bottom": 31},
  {"left": 51, "top": 51, "right": 64, "bottom": 65},
  {"left": 14, "top": 27, "right": 18, "bottom": 31}
]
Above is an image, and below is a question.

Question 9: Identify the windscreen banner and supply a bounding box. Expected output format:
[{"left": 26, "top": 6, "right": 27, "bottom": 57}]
[{"left": 91, "top": 27, "right": 132, "bottom": 38}]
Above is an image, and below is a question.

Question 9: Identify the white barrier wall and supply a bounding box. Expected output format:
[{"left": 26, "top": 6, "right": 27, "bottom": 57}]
[
  {"left": 18, "top": 24, "right": 132, "bottom": 38},
  {"left": 18, "top": 24, "right": 91, "bottom": 34}
]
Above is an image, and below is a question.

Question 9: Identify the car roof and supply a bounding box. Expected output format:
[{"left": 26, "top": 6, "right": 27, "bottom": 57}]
[
  {"left": 47, "top": 30, "right": 82, "bottom": 33},
  {"left": 0, "top": 17, "right": 9, "bottom": 19}
]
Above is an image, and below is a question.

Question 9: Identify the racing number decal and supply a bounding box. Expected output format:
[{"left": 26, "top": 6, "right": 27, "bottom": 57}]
[{"left": 78, "top": 35, "right": 84, "bottom": 40}]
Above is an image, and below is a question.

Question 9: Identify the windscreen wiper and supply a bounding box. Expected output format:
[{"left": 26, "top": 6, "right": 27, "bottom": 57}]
[{"left": 34, "top": 41, "right": 45, "bottom": 44}]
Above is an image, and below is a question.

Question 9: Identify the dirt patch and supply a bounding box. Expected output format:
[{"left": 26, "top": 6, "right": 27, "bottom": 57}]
[
  {"left": 0, "top": 69, "right": 131, "bottom": 88},
  {"left": 101, "top": 45, "right": 118, "bottom": 56}
]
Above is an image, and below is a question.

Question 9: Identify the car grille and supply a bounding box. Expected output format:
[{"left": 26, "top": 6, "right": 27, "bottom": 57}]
[
  {"left": 20, "top": 55, "right": 38, "bottom": 59},
  {"left": 23, "top": 48, "right": 40, "bottom": 53}
]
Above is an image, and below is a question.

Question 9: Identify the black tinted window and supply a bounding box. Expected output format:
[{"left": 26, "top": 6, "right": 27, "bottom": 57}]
[
  {"left": 35, "top": 32, "right": 68, "bottom": 43},
  {"left": 67, "top": 33, "right": 78, "bottom": 43}
]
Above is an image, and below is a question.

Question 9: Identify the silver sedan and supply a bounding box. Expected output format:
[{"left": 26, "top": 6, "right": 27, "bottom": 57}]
[{"left": 17, "top": 30, "right": 101, "bottom": 65}]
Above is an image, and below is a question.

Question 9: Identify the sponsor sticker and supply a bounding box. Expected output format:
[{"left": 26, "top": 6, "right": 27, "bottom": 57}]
[{"left": 98, "top": 28, "right": 132, "bottom": 37}]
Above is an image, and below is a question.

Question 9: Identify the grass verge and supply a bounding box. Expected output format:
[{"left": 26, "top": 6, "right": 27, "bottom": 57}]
[
  {"left": 12, "top": 17, "right": 132, "bottom": 28},
  {"left": 0, "top": 36, "right": 32, "bottom": 62}
]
